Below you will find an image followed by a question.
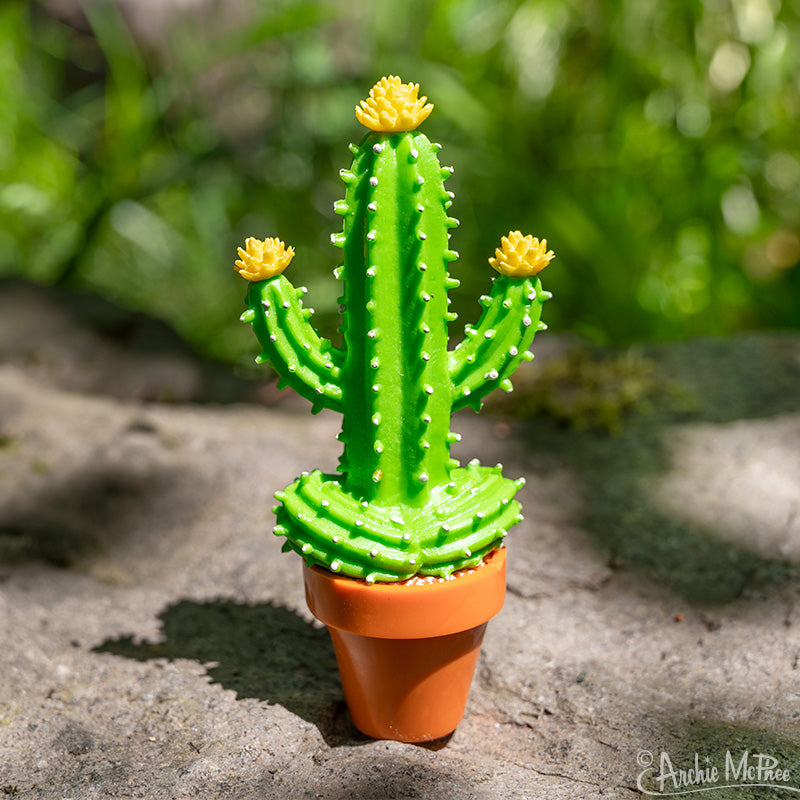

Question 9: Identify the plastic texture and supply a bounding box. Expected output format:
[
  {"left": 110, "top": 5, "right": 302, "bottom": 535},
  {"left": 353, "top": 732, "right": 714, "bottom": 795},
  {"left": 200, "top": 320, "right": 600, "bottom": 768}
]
[
  {"left": 235, "top": 76, "right": 553, "bottom": 581},
  {"left": 304, "top": 548, "right": 506, "bottom": 742}
]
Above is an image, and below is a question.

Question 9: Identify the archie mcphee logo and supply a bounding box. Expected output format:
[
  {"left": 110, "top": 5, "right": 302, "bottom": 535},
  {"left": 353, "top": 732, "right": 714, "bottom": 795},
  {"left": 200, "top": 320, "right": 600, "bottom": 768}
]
[{"left": 636, "top": 748, "right": 800, "bottom": 796}]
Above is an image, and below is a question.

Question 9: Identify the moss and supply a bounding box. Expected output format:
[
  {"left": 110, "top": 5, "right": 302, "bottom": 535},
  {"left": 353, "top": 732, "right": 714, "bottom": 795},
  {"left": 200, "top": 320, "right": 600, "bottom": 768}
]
[{"left": 491, "top": 348, "right": 690, "bottom": 433}]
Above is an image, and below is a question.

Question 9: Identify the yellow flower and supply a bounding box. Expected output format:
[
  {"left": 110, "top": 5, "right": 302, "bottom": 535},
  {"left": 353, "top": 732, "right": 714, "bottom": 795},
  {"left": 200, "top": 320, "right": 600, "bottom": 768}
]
[
  {"left": 489, "top": 231, "right": 554, "bottom": 277},
  {"left": 355, "top": 76, "right": 433, "bottom": 133},
  {"left": 234, "top": 237, "right": 295, "bottom": 281}
]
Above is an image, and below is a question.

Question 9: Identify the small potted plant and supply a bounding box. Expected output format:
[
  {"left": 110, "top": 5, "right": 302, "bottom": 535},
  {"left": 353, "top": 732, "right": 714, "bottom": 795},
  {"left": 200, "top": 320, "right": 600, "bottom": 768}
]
[{"left": 234, "top": 76, "right": 553, "bottom": 742}]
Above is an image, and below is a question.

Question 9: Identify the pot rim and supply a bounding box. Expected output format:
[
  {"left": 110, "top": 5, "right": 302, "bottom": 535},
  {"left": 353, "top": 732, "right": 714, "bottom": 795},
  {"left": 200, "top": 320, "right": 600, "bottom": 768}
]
[{"left": 303, "top": 546, "right": 506, "bottom": 639}]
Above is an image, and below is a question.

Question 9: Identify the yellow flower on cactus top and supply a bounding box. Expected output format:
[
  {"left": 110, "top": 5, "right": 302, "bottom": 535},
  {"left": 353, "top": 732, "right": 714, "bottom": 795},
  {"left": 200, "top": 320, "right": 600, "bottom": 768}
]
[
  {"left": 235, "top": 237, "right": 295, "bottom": 281},
  {"left": 489, "top": 231, "right": 554, "bottom": 277},
  {"left": 356, "top": 76, "right": 434, "bottom": 132}
]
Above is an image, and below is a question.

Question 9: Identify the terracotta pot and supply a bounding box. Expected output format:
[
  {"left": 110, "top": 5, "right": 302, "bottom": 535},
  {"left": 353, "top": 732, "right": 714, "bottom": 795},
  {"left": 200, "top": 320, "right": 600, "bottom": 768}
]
[{"left": 303, "top": 547, "right": 506, "bottom": 742}]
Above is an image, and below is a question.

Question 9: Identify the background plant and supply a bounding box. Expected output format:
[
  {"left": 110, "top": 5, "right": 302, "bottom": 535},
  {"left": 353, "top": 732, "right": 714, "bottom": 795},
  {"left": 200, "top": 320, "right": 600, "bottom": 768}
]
[{"left": 2, "top": 0, "right": 799, "bottom": 366}]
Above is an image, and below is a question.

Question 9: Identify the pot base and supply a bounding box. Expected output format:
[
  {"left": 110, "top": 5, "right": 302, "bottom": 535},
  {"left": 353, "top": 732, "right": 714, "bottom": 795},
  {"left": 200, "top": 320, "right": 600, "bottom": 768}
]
[{"left": 329, "top": 624, "right": 488, "bottom": 742}]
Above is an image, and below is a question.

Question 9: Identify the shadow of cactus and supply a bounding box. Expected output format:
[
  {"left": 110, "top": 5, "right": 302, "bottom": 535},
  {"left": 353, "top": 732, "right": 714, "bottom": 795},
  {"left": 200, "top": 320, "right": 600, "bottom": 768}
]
[{"left": 94, "top": 599, "right": 365, "bottom": 747}]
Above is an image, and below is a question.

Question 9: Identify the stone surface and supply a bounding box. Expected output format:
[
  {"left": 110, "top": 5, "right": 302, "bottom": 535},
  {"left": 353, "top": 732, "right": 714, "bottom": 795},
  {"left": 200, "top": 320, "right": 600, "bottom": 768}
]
[{"left": 2, "top": 283, "right": 800, "bottom": 798}]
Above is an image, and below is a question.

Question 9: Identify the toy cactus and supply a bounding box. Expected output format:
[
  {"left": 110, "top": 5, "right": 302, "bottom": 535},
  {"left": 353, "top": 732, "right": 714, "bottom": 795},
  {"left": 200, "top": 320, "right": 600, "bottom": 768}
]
[{"left": 234, "top": 76, "right": 553, "bottom": 742}]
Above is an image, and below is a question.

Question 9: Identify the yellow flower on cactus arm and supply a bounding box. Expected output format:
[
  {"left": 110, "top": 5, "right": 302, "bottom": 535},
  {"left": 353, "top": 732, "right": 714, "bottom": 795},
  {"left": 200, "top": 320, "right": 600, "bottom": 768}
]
[
  {"left": 234, "top": 237, "right": 295, "bottom": 281},
  {"left": 356, "top": 76, "right": 434, "bottom": 132},
  {"left": 489, "top": 231, "right": 554, "bottom": 277}
]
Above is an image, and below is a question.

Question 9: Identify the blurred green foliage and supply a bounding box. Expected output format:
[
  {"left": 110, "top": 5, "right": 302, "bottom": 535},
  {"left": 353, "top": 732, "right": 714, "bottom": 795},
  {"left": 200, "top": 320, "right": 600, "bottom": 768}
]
[{"left": 1, "top": 0, "right": 799, "bottom": 364}]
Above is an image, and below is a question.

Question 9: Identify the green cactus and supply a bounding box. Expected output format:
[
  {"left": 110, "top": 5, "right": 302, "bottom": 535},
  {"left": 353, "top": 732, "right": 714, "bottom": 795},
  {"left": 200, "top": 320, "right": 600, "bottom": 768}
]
[{"left": 235, "top": 77, "right": 553, "bottom": 583}]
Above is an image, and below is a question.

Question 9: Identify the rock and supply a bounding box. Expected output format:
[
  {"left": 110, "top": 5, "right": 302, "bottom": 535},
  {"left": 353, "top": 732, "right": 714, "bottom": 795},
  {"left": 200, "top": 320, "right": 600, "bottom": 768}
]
[
  {"left": 53, "top": 723, "right": 94, "bottom": 756},
  {"left": 0, "top": 278, "right": 262, "bottom": 405},
  {"left": 1, "top": 283, "right": 800, "bottom": 798}
]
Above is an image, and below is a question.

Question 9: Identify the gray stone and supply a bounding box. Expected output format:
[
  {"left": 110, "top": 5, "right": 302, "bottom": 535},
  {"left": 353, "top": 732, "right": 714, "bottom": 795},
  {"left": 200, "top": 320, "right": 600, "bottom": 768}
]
[{"left": 2, "top": 284, "right": 800, "bottom": 798}]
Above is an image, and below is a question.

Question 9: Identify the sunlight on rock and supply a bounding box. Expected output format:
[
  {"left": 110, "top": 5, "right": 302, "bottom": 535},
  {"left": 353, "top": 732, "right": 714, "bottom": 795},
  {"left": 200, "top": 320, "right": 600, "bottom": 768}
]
[{"left": 651, "top": 417, "right": 800, "bottom": 561}]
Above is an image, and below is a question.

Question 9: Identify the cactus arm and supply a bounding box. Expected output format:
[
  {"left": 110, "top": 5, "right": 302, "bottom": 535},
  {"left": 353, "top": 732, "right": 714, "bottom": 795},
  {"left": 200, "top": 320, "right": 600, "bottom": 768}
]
[
  {"left": 244, "top": 277, "right": 344, "bottom": 414},
  {"left": 449, "top": 275, "right": 550, "bottom": 412}
]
